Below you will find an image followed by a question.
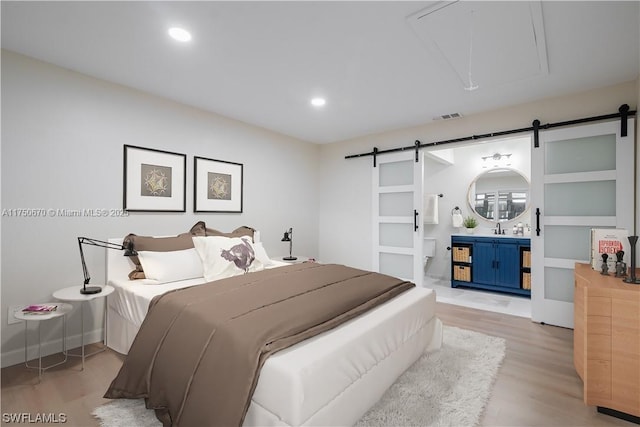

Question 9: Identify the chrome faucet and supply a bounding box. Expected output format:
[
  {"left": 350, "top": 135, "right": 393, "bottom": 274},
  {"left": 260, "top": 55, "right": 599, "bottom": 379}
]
[{"left": 495, "top": 222, "right": 502, "bottom": 235}]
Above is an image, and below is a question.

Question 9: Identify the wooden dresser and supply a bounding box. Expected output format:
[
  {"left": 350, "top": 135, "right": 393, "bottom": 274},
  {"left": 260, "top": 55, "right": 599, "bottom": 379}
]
[{"left": 574, "top": 263, "right": 640, "bottom": 421}]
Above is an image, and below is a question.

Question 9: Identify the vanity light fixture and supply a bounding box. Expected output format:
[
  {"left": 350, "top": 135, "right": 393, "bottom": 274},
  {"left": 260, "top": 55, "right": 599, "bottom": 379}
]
[
  {"left": 168, "top": 27, "right": 192, "bottom": 42},
  {"left": 482, "top": 153, "right": 512, "bottom": 168},
  {"left": 310, "top": 97, "right": 326, "bottom": 107}
]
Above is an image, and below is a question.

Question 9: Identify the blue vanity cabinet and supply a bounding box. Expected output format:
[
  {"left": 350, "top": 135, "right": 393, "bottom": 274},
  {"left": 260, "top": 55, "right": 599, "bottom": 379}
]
[
  {"left": 472, "top": 241, "right": 497, "bottom": 286},
  {"left": 451, "top": 235, "right": 530, "bottom": 296}
]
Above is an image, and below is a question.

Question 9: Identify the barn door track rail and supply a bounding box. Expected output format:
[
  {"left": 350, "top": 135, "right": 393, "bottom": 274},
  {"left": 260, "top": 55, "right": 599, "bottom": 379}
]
[{"left": 346, "top": 104, "right": 636, "bottom": 167}]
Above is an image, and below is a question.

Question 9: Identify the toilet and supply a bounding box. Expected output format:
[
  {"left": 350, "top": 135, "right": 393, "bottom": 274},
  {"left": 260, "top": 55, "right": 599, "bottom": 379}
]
[{"left": 424, "top": 237, "right": 436, "bottom": 267}]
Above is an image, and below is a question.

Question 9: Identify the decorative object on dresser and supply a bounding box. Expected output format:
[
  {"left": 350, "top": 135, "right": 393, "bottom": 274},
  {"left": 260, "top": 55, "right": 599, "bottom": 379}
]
[
  {"left": 281, "top": 227, "right": 297, "bottom": 261},
  {"left": 193, "top": 156, "right": 243, "bottom": 213},
  {"left": 451, "top": 235, "right": 531, "bottom": 296},
  {"left": 590, "top": 228, "right": 628, "bottom": 272},
  {"left": 123, "top": 145, "right": 187, "bottom": 212},
  {"left": 574, "top": 263, "right": 640, "bottom": 424},
  {"left": 623, "top": 235, "right": 640, "bottom": 284},
  {"left": 77, "top": 237, "right": 137, "bottom": 294},
  {"left": 614, "top": 250, "right": 627, "bottom": 278},
  {"left": 600, "top": 253, "right": 609, "bottom": 275}
]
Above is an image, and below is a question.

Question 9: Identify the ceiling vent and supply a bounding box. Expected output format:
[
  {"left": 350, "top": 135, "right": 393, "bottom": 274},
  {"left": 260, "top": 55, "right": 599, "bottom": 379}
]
[{"left": 433, "top": 112, "right": 463, "bottom": 121}]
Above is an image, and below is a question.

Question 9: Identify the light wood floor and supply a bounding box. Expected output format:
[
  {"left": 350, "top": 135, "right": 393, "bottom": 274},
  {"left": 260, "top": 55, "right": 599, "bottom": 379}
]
[{"left": 1, "top": 302, "right": 633, "bottom": 427}]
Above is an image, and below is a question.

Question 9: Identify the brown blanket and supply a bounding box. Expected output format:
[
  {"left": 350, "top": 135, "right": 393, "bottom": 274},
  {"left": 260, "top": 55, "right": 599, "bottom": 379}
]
[{"left": 104, "top": 262, "right": 414, "bottom": 426}]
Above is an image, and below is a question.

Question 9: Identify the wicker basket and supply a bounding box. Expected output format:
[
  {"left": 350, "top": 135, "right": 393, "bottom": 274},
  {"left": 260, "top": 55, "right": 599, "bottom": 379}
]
[
  {"left": 522, "top": 250, "right": 531, "bottom": 268},
  {"left": 522, "top": 272, "right": 531, "bottom": 290},
  {"left": 454, "top": 265, "right": 471, "bottom": 282},
  {"left": 453, "top": 246, "right": 471, "bottom": 263}
]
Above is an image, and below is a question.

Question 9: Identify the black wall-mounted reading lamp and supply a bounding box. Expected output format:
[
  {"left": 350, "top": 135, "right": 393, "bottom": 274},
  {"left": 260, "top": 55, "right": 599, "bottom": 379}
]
[
  {"left": 77, "top": 237, "right": 137, "bottom": 294},
  {"left": 281, "top": 228, "right": 297, "bottom": 261}
]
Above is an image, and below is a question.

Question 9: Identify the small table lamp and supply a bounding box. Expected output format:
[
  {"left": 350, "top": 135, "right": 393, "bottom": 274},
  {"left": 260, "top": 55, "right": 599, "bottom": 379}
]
[
  {"left": 78, "top": 237, "right": 137, "bottom": 294},
  {"left": 281, "top": 228, "right": 297, "bottom": 261}
]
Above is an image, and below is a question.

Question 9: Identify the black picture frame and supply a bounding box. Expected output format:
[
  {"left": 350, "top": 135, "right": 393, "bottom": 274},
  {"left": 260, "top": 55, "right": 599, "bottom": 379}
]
[
  {"left": 123, "top": 145, "right": 186, "bottom": 212},
  {"left": 194, "top": 156, "right": 243, "bottom": 213}
]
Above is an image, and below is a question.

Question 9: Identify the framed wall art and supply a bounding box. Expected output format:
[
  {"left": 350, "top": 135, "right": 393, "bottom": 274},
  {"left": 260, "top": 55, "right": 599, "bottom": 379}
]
[
  {"left": 123, "top": 145, "right": 186, "bottom": 212},
  {"left": 194, "top": 156, "right": 243, "bottom": 213}
]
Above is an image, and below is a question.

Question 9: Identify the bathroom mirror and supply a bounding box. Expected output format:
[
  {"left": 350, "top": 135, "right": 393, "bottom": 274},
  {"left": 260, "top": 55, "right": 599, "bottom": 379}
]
[{"left": 467, "top": 168, "right": 529, "bottom": 222}]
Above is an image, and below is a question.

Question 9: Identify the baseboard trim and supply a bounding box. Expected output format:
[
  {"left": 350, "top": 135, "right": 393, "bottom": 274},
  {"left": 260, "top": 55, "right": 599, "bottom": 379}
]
[{"left": 1, "top": 328, "right": 104, "bottom": 368}]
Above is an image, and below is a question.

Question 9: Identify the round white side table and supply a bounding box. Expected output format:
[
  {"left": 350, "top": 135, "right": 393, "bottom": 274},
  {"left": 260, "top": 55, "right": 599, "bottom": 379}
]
[
  {"left": 14, "top": 302, "right": 73, "bottom": 381},
  {"left": 52, "top": 285, "right": 114, "bottom": 370}
]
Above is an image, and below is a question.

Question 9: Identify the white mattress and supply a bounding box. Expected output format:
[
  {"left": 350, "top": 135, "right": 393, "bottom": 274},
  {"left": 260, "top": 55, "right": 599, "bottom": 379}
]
[
  {"left": 107, "top": 263, "right": 440, "bottom": 426},
  {"left": 248, "top": 286, "right": 437, "bottom": 426}
]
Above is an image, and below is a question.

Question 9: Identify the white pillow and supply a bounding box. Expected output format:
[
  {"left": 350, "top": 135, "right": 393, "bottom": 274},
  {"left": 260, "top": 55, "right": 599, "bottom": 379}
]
[
  {"left": 136, "top": 248, "right": 204, "bottom": 284},
  {"left": 253, "top": 242, "right": 273, "bottom": 266},
  {"left": 192, "top": 236, "right": 264, "bottom": 282}
]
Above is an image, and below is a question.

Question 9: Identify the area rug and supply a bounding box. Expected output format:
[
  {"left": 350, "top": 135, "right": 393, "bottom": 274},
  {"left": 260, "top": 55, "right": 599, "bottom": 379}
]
[{"left": 93, "top": 325, "right": 505, "bottom": 427}]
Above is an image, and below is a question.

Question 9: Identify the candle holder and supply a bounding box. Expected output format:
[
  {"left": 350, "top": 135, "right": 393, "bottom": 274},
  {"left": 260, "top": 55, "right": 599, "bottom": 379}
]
[{"left": 623, "top": 235, "right": 640, "bottom": 284}]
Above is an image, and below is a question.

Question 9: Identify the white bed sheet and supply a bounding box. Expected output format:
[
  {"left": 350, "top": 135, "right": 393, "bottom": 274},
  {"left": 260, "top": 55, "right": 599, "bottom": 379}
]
[
  {"left": 106, "top": 261, "right": 441, "bottom": 426},
  {"left": 107, "top": 259, "right": 290, "bottom": 329}
]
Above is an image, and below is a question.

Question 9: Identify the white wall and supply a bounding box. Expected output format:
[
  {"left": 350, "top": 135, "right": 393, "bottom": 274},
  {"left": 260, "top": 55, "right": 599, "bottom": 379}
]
[
  {"left": 0, "top": 50, "right": 320, "bottom": 366},
  {"left": 319, "top": 79, "right": 638, "bottom": 277}
]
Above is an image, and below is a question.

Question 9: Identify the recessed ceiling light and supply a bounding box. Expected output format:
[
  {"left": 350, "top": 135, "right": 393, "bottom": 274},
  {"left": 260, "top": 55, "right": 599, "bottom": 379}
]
[
  {"left": 168, "top": 27, "right": 192, "bottom": 42},
  {"left": 311, "top": 97, "right": 326, "bottom": 107}
]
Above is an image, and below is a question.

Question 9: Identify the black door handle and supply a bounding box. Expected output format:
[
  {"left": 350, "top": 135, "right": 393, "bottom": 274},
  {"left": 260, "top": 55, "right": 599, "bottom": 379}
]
[
  {"left": 414, "top": 209, "right": 419, "bottom": 232},
  {"left": 535, "top": 208, "right": 541, "bottom": 236}
]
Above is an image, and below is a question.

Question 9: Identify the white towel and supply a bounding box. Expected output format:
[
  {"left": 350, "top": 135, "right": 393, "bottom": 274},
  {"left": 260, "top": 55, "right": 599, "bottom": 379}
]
[
  {"left": 452, "top": 212, "right": 463, "bottom": 228},
  {"left": 424, "top": 194, "right": 439, "bottom": 224}
]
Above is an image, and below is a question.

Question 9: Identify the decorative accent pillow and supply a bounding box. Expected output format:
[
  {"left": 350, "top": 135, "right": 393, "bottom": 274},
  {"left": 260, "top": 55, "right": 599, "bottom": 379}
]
[
  {"left": 193, "top": 236, "right": 264, "bottom": 282},
  {"left": 136, "top": 248, "right": 205, "bottom": 284},
  {"left": 124, "top": 224, "right": 257, "bottom": 279}
]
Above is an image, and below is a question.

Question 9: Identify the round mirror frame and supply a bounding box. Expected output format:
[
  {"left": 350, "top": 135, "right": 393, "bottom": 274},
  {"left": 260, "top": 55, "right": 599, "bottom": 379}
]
[{"left": 467, "top": 167, "right": 530, "bottom": 223}]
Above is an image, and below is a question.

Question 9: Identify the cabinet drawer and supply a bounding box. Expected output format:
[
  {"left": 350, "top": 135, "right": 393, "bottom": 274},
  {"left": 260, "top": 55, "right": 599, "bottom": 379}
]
[
  {"left": 453, "top": 265, "right": 471, "bottom": 282},
  {"left": 453, "top": 246, "right": 471, "bottom": 263}
]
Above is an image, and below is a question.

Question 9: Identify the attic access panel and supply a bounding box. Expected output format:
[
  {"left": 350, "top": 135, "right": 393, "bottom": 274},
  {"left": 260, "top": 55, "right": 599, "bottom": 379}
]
[{"left": 407, "top": 1, "right": 548, "bottom": 91}]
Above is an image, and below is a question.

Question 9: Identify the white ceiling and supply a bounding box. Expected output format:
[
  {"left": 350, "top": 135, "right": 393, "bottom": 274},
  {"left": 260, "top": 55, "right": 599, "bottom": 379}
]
[{"left": 2, "top": 1, "right": 638, "bottom": 144}]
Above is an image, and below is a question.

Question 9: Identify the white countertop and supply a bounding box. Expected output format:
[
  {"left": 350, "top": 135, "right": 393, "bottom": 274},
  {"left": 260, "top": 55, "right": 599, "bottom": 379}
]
[{"left": 451, "top": 232, "right": 531, "bottom": 239}]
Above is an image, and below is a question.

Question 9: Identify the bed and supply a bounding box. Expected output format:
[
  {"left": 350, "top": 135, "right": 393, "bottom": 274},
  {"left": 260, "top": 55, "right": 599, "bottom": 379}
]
[{"left": 104, "top": 227, "right": 442, "bottom": 426}]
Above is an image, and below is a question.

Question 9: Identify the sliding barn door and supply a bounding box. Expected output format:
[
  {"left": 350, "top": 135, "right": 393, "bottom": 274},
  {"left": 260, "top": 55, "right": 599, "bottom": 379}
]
[
  {"left": 530, "top": 119, "right": 634, "bottom": 328},
  {"left": 372, "top": 152, "right": 424, "bottom": 287}
]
